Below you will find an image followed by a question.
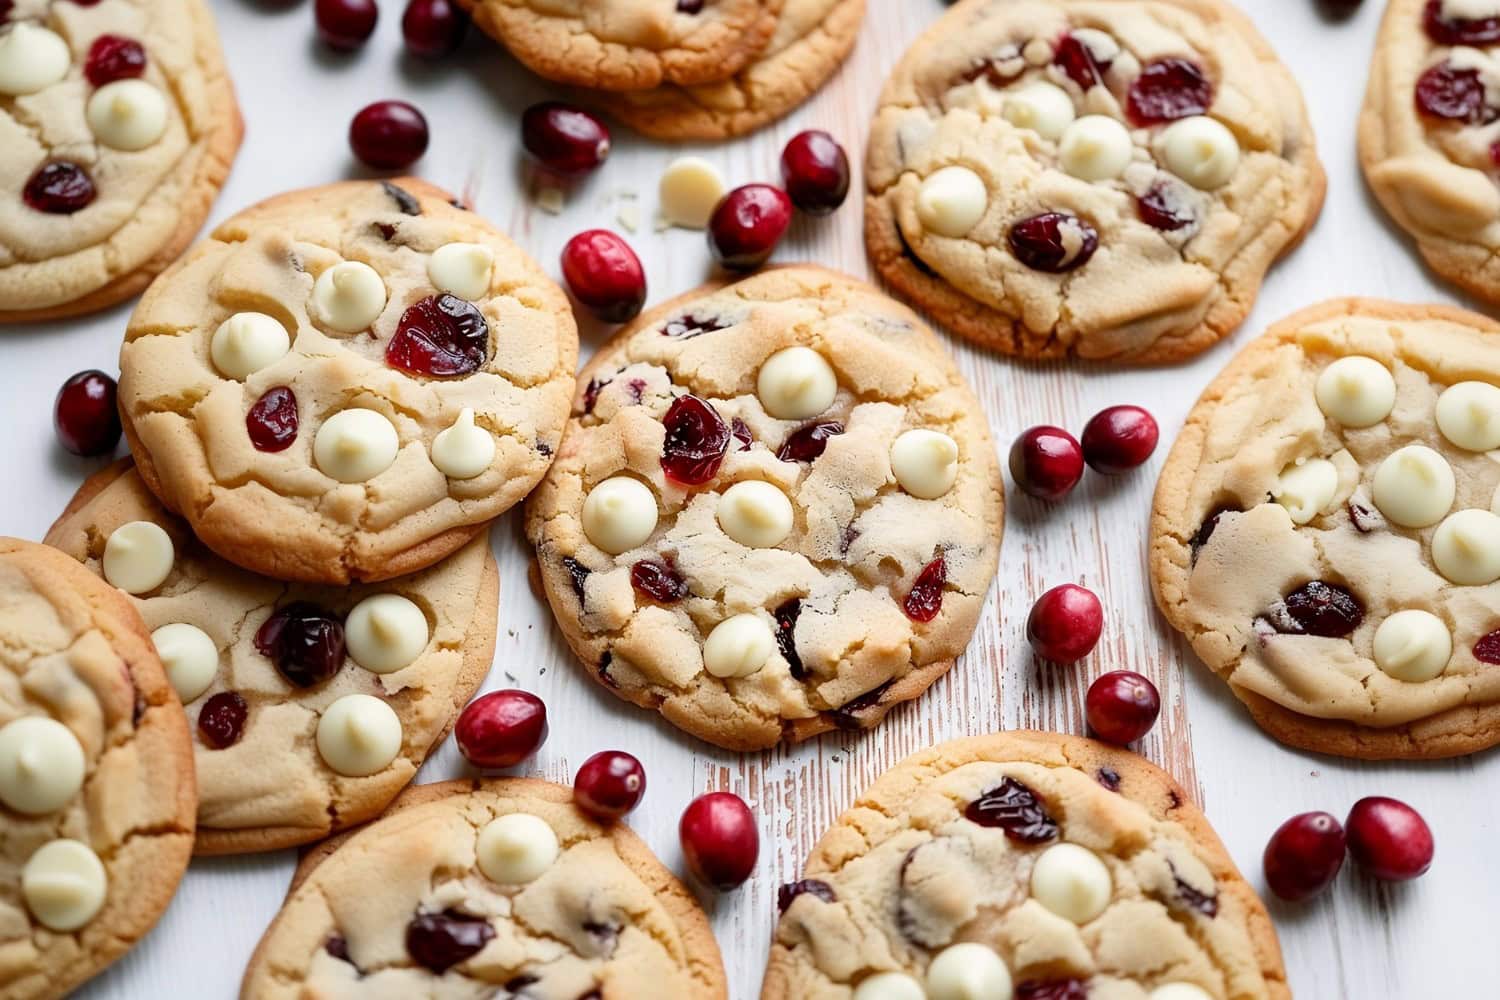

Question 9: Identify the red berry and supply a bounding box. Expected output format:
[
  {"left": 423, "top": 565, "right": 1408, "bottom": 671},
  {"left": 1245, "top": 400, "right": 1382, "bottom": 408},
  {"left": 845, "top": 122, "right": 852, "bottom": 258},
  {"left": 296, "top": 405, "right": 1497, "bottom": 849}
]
[
  {"left": 198, "top": 692, "right": 248, "bottom": 749},
  {"left": 1425, "top": 0, "right": 1500, "bottom": 44},
  {"left": 1085, "top": 670, "right": 1160, "bottom": 744},
  {"left": 573, "top": 750, "right": 646, "bottom": 822},
  {"left": 902, "top": 556, "right": 948, "bottom": 623},
  {"left": 1053, "top": 33, "right": 1109, "bottom": 91},
  {"left": 1263, "top": 811, "right": 1346, "bottom": 901},
  {"left": 246, "top": 386, "right": 299, "bottom": 452},
  {"left": 255, "top": 603, "right": 346, "bottom": 688},
  {"left": 1008, "top": 212, "right": 1098, "bottom": 272},
  {"left": 386, "top": 294, "right": 489, "bottom": 376},
  {"left": 521, "top": 102, "right": 611, "bottom": 175},
  {"left": 1081, "top": 405, "right": 1159, "bottom": 474},
  {"left": 1026, "top": 584, "right": 1103, "bottom": 664},
  {"left": 779, "top": 130, "right": 849, "bottom": 216},
  {"left": 660, "top": 394, "right": 730, "bottom": 486},
  {"left": 24, "top": 161, "right": 95, "bottom": 215},
  {"left": 1415, "top": 62, "right": 1491, "bottom": 123},
  {"left": 1126, "top": 57, "right": 1213, "bottom": 125},
  {"left": 707, "top": 184, "right": 792, "bottom": 271},
  {"left": 1009, "top": 425, "right": 1084, "bottom": 502},
  {"left": 402, "top": 0, "right": 467, "bottom": 57},
  {"left": 349, "top": 100, "right": 429, "bottom": 170},
  {"left": 1345, "top": 797, "right": 1434, "bottom": 882},
  {"left": 1475, "top": 629, "right": 1500, "bottom": 664},
  {"left": 560, "top": 230, "right": 646, "bottom": 323},
  {"left": 84, "top": 35, "right": 147, "bottom": 87},
  {"left": 1137, "top": 181, "right": 1195, "bottom": 232},
  {"left": 630, "top": 558, "right": 689, "bottom": 603},
  {"left": 679, "top": 791, "right": 758, "bottom": 890},
  {"left": 455, "top": 690, "right": 548, "bottom": 769},
  {"left": 776, "top": 420, "right": 843, "bottom": 463},
  {"left": 54, "top": 370, "right": 121, "bottom": 457},
  {"left": 315, "top": 0, "right": 378, "bottom": 50},
  {"left": 405, "top": 911, "right": 493, "bottom": 972}
]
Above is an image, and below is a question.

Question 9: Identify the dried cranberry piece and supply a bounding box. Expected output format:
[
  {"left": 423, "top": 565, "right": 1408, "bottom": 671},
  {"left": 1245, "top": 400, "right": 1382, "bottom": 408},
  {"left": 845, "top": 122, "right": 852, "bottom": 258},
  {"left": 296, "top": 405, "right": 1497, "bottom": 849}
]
[
  {"left": 777, "top": 879, "right": 836, "bottom": 913},
  {"left": 1016, "top": 981, "right": 1088, "bottom": 1000},
  {"left": 505, "top": 975, "right": 540, "bottom": 992},
  {"left": 897, "top": 226, "right": 938, "bottom": 277},
  {"left": 325, "top": 934, "right": 353, "bottom": 964},
  {"left": 828, "top": 680, "right": 894, "bottom": 730},
  {"left": 902, "top": 557, "right": 947, "bottom": 622},
  {"left": 662, "top": 313, "right": 729, "bottom": 339},
  {"left": 1008, "top": 213, "right": 1098, "bottom": 272},
  {"left": 84, "top": 34, "right": 147, "bottom": 87},
  {"left": 24, "top": 162, "right": 96, "bottom": 215},
  {"left": 1137, "top": 182, "right": 1195, "bottom": 232},
  {"left": 677, "top": 0, "right": 703, "bottom": 10},
  {"left": 405, "top": 910, "right": 494, "bottom": 973},
  {"left": 964, "top": 777, "right": 1059, "bottom": 843},
  {"left": 1126, "top": 57, "right": 1213, "bottom": 125},
  {"left": 1097, "top": 767, "right": 1122, "bottom": 792},
  {"left": 1348, "top": 499, "right": 1383, "bottom": 533},
  {"left": 1054, "top": 33, "right": 1107, "bottom": 90},
  {"left": 247, "top": 387, "right": 298, "bottom": 452},
  {"left": 582, "top": 377, "right": 609, "bottom": 413},
  {"left": 1172, "top": 865, "right": 1219, "bottom": 917},
  {"left": 1424, "top": 0, "right": 1500, "bottom": 44},
  {"left": 382, "top": 181, "right": 421, "bottom": 215},
  {"left": 1271, "top": 581, "right": 1364, "bottom": 638},
  {"left": 385, "top": 294, "right": 489, "bottom": 377},
  {"left": 254, "top": 602, "right": 346, "bottom": 688},
  {"left": 1475, "top": 631, "right": 1500, "bottom": 664},
  {"left": 1415, "top": 62, "right": 1492, "bottom": 123},
  {"left": 774, "top": 598, "right": 805, "bottom": 680},
  {"left": 661, "top": 394, "right": 731, "bottom": 485},
  {"left": 776, "top": 420, "right": 843, "bottom": 463},
  {"left": 562, "top": 556, "right": 590, "bottom": 602},
  {"left": 1189, "top": 506, "right": 1237, "bottom": 564},
  {"left": 731, "top": 417, "right": 753, "bottom": 450},
  {"left": 198, "top": 692, "right": 247, "bottom": 749},
  {"left": 630, "top": 558, "right": 688, "bottom": 603}
]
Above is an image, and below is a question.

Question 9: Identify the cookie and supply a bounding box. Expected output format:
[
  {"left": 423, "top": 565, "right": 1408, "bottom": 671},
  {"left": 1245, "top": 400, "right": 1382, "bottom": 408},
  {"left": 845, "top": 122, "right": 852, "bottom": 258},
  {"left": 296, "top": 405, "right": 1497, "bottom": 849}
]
[
  {"left": 457, "top": 0, "right": 780, "bottom": 92},
  {"left": 524, "top": 267, "right": 1003, "bottom": 751},
  {"left": 0, "top": 0, "right": 242, "bottom": 323},
  {"left": 1360, "top": 0, "right": 1500, "bottom": 304},
  {"left": 116, "top": 178, "right": 579, "bottom": 585},
  {"left": 762, "top": 731, "right": 1287, "bottom": 1000},
  {"left": 1151, "top": 299, "right": 1500, "bottom": 760},
  {"left": 240, "top": 778, "right": 729, "bottom": 999},
  {"left": 865, "top": 0, "right": 1324, "bottom": 364},
  {"left": 0, "top": 536, "right": 195, "bottom": 1000},
  {"left": 44, "top": 459, "right": 500, "bottom": 854},
  {"left": 591, "top": 0, "right": 865, "bottom": 141}
]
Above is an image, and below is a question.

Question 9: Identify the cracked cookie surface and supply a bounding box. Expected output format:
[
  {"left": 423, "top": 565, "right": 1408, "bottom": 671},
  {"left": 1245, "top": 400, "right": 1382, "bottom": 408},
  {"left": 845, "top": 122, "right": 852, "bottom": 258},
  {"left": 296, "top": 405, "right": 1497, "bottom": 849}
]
[
  {"left": 524, "top": 267, "right": 1003, "bottom": 751},
  {"left": 865, "top": 0, "right": 1324, "bottom": 364},
  {"left": 0, "top": 536, "right": 194, "bottom": 1000},
  {"left": 116, "top": 178, "right": 578, "bottom": 585},
  {"left": 241, "top": 778, "right": 728, "bottom": 1000},
  {"left": 761, "top": 731, "right": 1286, "bottom": 1000},
  {"left": 1151, "top": 299, "right": 1500, "bottom": 759}
]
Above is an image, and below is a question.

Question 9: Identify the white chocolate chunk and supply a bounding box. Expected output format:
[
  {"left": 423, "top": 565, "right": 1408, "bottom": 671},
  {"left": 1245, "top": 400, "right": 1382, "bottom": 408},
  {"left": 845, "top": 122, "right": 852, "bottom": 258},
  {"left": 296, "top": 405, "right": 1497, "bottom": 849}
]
[
  {"left": 659, "top": 156, "right": 727, "bottom": 229},
  {"left": 716, "top": 481, "right": 794, "bottom": 548},
  {"left": 1029, "top": 842, "right": 1112, "bottom": 924},
  {"left": 316, "top": 694, "right": 402, "bottom": 776},
  {"left": 1151, "top": 986, "right": 1214, "bottom": 1000},
  {"left": 1314, "top": 356, "right": 1396, "bottom": 428},
  {"left": 1436, "top": 381, "right": 1500, "bottom": 451},
  {"left": 916, "top": 166, "right": 989, "bottom": 238},
  {"left": 476, "top": 813, "right": 559, "bottom": 884},
  {"left": 891, "top": 429, "right": 959, "bottom": 499},
  {"left": 22, "top": 840, "right": 107, "bottom": 932},
  {"left": 702, "top": 614, "right": 775, "bottom": 679},
  {"left": 1159, "top": 116, "right": 1240, "bottom": 190},
  {"left": 1058, "top": 115, "right": 1133, "bottom": 181},
  {"left": 852, "top": 973, "right": 926, "bottom": 1000},
  {"left": 430, "top": 407, "right": 495, "bottom": 480},
  {"left": 210, "top": 312, "right": 290, "bottom": 380},
  {"left": 102, "top": 521, "right": 174, "bottom": 594},
  {"left": 313, "top": 409, "right": 400, "bottom": 483},
  {"left": 582, "top": 476, "right": 658, "bottom": 555},
  {"left": 1432, "top": 508, "right": 1500, "bottom": 585},
  {"left": 311, "top": 261, "right": 387, "bottom": 333},
  {"left": 1372, "top": 610, "right": 1452, "bottom": 683},
  {"left": 926, "top": 942, "right": 1014, "bottom": 1000},
  {"left": 1372, "top": 445, "right": 1456, "bottom": 528},
  {"left": 0, "top": 24, "right": 71, "bottom": 96},
  {"left": 757, "top": 346, "right": 838, "bottom": 419},
  {"left": 86, "top": 79, "right": 168, "bottom": 151},
  {"left": 427, "top": 242, "right": 494, "bottom": 301},
  {"left": 346, "top": 594, "right": 428, "bottom": 674},
  {"left": 151, "top": 623, "right": 218, "bottom": 703},
  {"left": 1273, "top": 458, "right": 1338, "bottom": 525},
  {"left": 0, "top": 717, "right": 86, "bottom": 815},
  {"left": 1002, "top": 81, "right": 1075, "bottom": 140}
]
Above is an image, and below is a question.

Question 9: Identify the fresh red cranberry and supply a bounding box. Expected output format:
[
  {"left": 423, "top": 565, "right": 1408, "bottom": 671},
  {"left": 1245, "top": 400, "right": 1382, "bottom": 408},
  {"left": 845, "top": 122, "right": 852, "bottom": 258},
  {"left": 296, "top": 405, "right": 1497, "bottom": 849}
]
[
  {"left": 1425, "top": 0, "right": 1500, "bottom": 43},
  {"left": 405, "top": 910, "right": 494, "bottom": 973},
  {"left": 1009, "top": 425, "right": 1085, "bottom": 501},
  {"left": 1085, "top": 670, "right": 1161, "bottom": 744},
  {"left": 198, "top": 692, "right": 248, "bottom": 749},
  {"left": 1026, "top": 584, "right": 1103, "bottom": 664},
  {"left": 455, "top": 690, "right": 548, "bottom": 768},
  {"left": 54, "top": 370, "right": 121, "bottom": 457},
  {"left": 779, "top": 130, "right": 850, "bottom": 216},
  {"left": 84, "top": 35, "right": 147, "bottom": 87},
  {"left": 661, "top": 394, "right": 731, "bottom": 485},
  {"left": 679, "top": 791, "right": 758, "bottom": 890},
  {"left": 246, "top": 386, "right": 299, "bottom": 452},
  {"left": 386, "top": 294, "right": 489, "bottom": 376},
  {"left": 255, "top": 603, "right": 345, "bottom": 688},
  {"left": 1126, "top": 57, "right": 1213, "bottom": 125},
  {"left": 964, "top": 777, "right": 1059, "bottom": 842},
  {"left": 315, "top": 0, "right": 378, "bottom": 50},
  {"left": 561, "top": 230, "right": 646, "bottom": 322},
  {"left": 402, "top": 0, "right": 467, "bottom": 57},
  {"left": 1137, "top": 181, "right": 1196, "bottom": 231},
  {"left": 1263, "top": 811, "right": 1346, "bottom": 901},
  {"left": 1346, "top": 797, "right": 1434, "bottom": 882},
  {"left": 708, "top": 184, "right": 792, "bottom": 271},
  {"left": 349, "top": 100, "right": 429, "bottom": 170},
  {"left": 1274, "top": 581, "right": 1364, "bottom": 638},
  {"left": 1415, "top": 62, "right": 1491, "bottom": 123},
  {"left": 573, "top": 750, "right": 646, "bottom": 821},
  {"left": 1007, "top": 213, "right": 1098, "bottom": 272},
  {"left": 630, "top": 558, "right": 688, "bottom": 603},
  {"left": 776, "top": 420, "right": 843, "bottom": 462},
  {"left": 1053, "top": 33, "right": 1109, "bottom": 90},
  {"left": 521, "top": 102, "right": 611, "bottom": 175},
  {"left": 1081, "top": 405, "right": 1159, "bottom": 474},
  {"left": 902, "top": 556, "right": 948, "bottom": 623},
  {"left": 1475, "top": 630, "right": 1500, "bottom": 664},
  {"left": 24, "top": 162, "right": 95, "bottom": 215}
]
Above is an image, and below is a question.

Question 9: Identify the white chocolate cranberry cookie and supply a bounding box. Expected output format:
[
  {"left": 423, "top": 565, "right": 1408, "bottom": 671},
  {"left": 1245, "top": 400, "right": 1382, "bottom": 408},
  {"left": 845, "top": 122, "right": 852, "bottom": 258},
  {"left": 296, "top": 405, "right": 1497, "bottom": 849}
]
[
  {"left": 241, "top": 778, "right": 728, "bottom": 1000},
  {"left": 44, "top": 459, "right": 500, "bottom": 855},
  {"left": 1151, "top": 299, "right": 1500, "bottom": 760},
  {"left": 525, "top": 267, "right": 1003, "bottom": 751},
  {"left": 0, "top": 536, "right": 194, "bottom": 1000},
  {"left": 116, "top": 179, "right": 578, "bottom": 585},
  {"left": 762, "top": 731, "right": 1287, "bottom": 1000},
  {"left": 866, "top": 0, "right": 1324, "bottom": 364},
  {"left": 0, "top": 0, "right": 242, "bottom": 322}
]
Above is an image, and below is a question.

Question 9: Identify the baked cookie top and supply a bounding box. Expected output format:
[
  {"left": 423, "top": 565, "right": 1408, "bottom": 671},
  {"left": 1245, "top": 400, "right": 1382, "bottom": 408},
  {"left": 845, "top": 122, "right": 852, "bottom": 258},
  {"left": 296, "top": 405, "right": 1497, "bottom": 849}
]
[
  {"left": 866, "top": 0, "right": 1324, "bottom": 364},
  {"left": 762, "top": 731, "right": 1286, "bottom": 1000},
  {"left": 45, "top": 460, "right": 499, "bottom": 855},
  {"left": 0, "top": 0, "right": 242, "bottom": 320},
  {"left": 525, "top": 267, "right": 1003, "bottom": 751},
  {"left": 116, "top": 179, "right": 578, "bottom": 585},
  {"left": 241, "top": 778, "right": 728, "bottom": 1000},
  {"left": 0, "top": 536, "right": 194, "bottom": 1000},
  {"left": 1151, "top": 299, "right": 1500, "bottom": 760},
  {"left": 457, "top": 0, "right": 780, "bottom": 91}
]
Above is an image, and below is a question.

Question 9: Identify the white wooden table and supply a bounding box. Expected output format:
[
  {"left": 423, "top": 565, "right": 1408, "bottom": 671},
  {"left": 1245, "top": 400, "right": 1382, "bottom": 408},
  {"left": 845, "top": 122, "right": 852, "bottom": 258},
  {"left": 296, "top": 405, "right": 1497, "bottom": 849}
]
[{"left": 5, "top": 0, "right": 1497, "bottom": 995}]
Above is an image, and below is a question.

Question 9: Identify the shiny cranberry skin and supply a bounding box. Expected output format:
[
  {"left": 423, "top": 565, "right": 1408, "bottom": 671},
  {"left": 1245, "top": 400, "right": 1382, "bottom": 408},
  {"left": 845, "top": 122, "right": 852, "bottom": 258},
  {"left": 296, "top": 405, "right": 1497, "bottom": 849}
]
[
  {"left": 780, "top": 130, "right": 849, "bottom": 216},
  {"left": 1346, "top": 797, "right": 1434, "bottom": 882},
  {"left": 386, "top": 294, "right": 489, "bottom": 376},
  {"left": 1009, "top": 425, "right": 1085, "bottom": 502},
  {"left": 54, "top": 370, "right": 121, "bottom": 457},
  {"left": 903, "top": 556, "right": 948, "bottom": 623},
  {"left": 24, "top": 162, "right": 95, "bottom": 215},
  {"left": 255, "top": 603, "right": 346, "bottom": 688},
  {"left": 1263, "top": 811, "right": 1346, "bottom": 901},
  {"left": 573, "top": 750, "right": 646, "bottom": 822},
  {"left": 198, "top": 692, "right": 248, "bottom": 749},
  {"left": 708, "top": 184, "right": 792, "bottom": 271},
  {"left": 630, "top": 558, "right": 688, "bottom": 603},
  {"left": 522, "top": 102, "right": 611, "bottom": 175},
  {"left": 1425, "top": 0, "right": 1500, "bottom": 43},
  {"left": 1054, "top": 33, "right": 1108, "bottom": 90},
  {"left": 84, "top": 35, "right": 147, "bottom": 87},
  {"left": 964, "top": 777, "right": 1059, "bottom": 843},
  {"left": 315, "top": 0, "right": 378, "bottom": 50},
  {"left": 456, "top": 690, "right": 548, "bottom": 768},
  {"left": 1126, "top": 57, "right": 1213, "bottom": 125},
  {"left": 405, "top": 910, "right": 494, "bottom": 973},
  {"left": 1276, "top": 581, "right": 1364, "bottom": 638},
  {"left": 661, "top": 394, "right": 731, "bottom": 485},
  {"left": 776, "top": 420, "right": 843, "bottom": 462},
  {"left": 1085, "top": 670, "right": 1160, "bottom": 744},
  {"left": 246, "top": 386, "right": 299, "bottom": 452},
  {"left": 1008, "top": 213, "right": 1098, "bottom": 272},
  {"left": 679, "top": 791, "right": 758, "bottom": 890},
  {"left": 1415, "top": 62, "right": 1490, "bottom": 123},
  {"left": 1027, "top": 584, "right": 1103, "bottom": 664},
  {"left": 402, "top": 0, "right": 467, "bottom": 57},
  {"left": 1137, "top": 182, "right": 1195, "bottom": 231},
  {"left": 1081, "top": 405, "right": 1159, "bottom": 474},
  {"left": 561, "top": 230, "right": 646, "bottom": 323},
  {"left": 349, "top": 100, "right": 429, "bottom": 170}
]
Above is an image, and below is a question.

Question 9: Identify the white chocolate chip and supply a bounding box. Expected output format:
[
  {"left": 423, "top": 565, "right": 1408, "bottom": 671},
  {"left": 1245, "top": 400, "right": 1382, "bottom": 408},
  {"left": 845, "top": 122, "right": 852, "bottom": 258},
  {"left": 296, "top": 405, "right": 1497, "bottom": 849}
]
[
  {"left": 315, "top": 694, "right": 403, "bottom": 777},
  {"left": 1372, "top": 445, "right": 1456, "bottom": 528},
  {"left": 925, "top": 942, "right": 1013, "bottom": 1000},
  {"left": 345, "top": 594, "right": 429, "bottom": 674},
  {"left": 659, "top": 156, "right": 727, "bottom": 229},
  {"left": 313, "top": 409, "right": 400, "bottom": 483},
  {"left": 716, "top": 481, "right": 794, "bottom": 548},
  {"left": 0, "top": 24, "right": 71, "bottom": 96},
  {"left": 891, "top": 429, "right": 959, "bottom": 499},
  {"left": 476, "top": 813, "right": 559, "bottom": 884},
  {"left": 0, "top": 717, "right": 86, "bottom": 815},
  {"left": 1058, "top": 115, "right": 1134, "bottom": 182},
  {"left": 1029, "top": 842, "right": 1112, "bottom": 924},
  {"left": 1272, "top": 458, "right": 1338, "bottom": 525},
  {"left": 1314, "top": 356, "right": 1397, "bottom": 428},
  {"left": 1432, "top": 508, "right": 1500, "bottom": 585},
  {"left": 916, "top": 166, "right": 989, "bottom": 238},
  {"left": 102, "top": 521, "right": 174, "bottom": 595},
  {"left": 430, "top": 408, "right": 495, "bottom": 480},
  {"left": 22, "top": 839, "right": 107, "bottom": 932},
  {"left": 210, "top": 312, "right": 290, "bottom": 380},
  {"left": 427, "top": 243, "right": 494, "bottom": 301},
  {"left": 852, "top": 973, "right": 926, "bottom": 1000},
  {"left": 1002, "top": 81, "right": 1076, "bottom": 140},
  {"left": 310, "top": 261, "right": 387, "bottom": 334},
  {"left": 1070, "top": 28, "right": 1121, "bottom": 65},
  {"left": 702, "top": 614, "right": 775, "bottom": 679},
  {"left": 1436, "top": 381, "right": 1500, "bottom": 451},
  {"left": 151, "top": 623, "right": 218, "bottom": 704},
  {"left": 86, "top": 79, "right": 169, "bottom": 151},
  {"left": 1151, "top": 986, "right": 1214, "bottom": 1000},
  {"left": 1372, "top": 610, "right": 1452, "bottom": 683},
  {"left": 581, "top": 476, "right": 658, "bottom": 555},
  {"left": 1159, "top": 116, "right": 1240, "bottom": 190},
  {"left": 757, "top": 346, "right": 838, "bottom": 420}
]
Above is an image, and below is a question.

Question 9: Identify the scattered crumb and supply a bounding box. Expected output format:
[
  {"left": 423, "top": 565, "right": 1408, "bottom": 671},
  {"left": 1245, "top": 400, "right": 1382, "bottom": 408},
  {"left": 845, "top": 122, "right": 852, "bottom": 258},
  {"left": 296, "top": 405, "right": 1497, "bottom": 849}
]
[
  {"left": 505, "top": 672, "right": 517, "bottom": 682},
  {"left": 536, "top": 186, "right": 565, "bottom": 214},
  {"left": 615, "top": 192, "right": 640, "bottom": 233}
]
